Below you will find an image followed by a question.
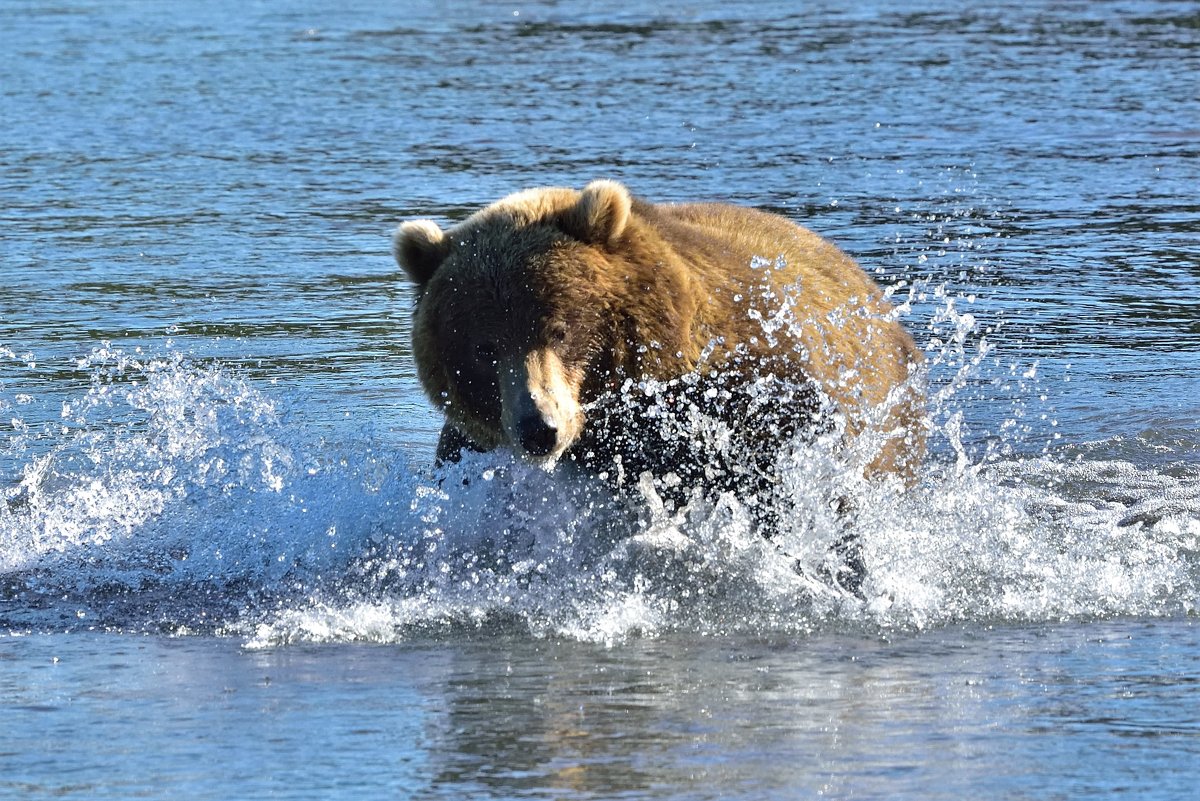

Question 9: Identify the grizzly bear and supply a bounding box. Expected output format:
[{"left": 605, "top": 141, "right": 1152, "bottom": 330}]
[{"left": 394, "top": 180, "right": 924, "bottom": 517}]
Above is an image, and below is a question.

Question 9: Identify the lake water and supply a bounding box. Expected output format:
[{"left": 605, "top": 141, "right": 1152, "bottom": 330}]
[{"left": 2, "top": 0, "right": 1198, "bottom": 798}]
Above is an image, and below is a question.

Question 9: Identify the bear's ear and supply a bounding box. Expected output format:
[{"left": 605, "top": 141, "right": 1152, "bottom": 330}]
[
  {"left": 393, "top": 220, "right": 450, "bottom": 286},
  {"left": 562, "top": 180, "right": 632, "bottom": 248}
]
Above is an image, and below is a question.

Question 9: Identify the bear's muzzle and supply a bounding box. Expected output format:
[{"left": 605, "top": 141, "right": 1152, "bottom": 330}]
[{"left": 499, "top": 348, "right": 583, "bottom": 462}]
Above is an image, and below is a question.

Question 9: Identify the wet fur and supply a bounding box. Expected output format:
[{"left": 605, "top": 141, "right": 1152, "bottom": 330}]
[{"left": 395, "top": 180, "right": 925, "bottom": 483}]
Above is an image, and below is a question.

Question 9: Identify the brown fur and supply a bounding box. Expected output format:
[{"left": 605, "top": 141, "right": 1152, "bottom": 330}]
[{"left": 395, "top": 180, "right": 925, "bottom": 482}]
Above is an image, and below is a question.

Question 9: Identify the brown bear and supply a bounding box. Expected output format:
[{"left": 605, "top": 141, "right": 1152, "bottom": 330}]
[{"left": 394, "top": 180, "right": 924, "bottom": 501}]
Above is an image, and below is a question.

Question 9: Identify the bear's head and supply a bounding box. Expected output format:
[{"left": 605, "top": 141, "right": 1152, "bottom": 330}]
[{"left": 394, "top": 180, "right": 641, "bottom": 463}]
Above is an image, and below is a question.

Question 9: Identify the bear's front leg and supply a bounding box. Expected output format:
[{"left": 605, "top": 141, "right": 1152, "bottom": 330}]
[{"left": 435, "top": 422, "right": 487, "bottom": 466}]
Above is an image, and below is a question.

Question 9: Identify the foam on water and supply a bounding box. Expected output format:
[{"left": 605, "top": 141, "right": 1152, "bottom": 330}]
[{"left": 2, "top": 312, "right": 1198, "bottom": 645}]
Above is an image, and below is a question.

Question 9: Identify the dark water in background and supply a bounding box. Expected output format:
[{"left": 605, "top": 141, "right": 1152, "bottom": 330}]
[{"left": 2, "top": 0, "right": 1199, "bottom": 798}]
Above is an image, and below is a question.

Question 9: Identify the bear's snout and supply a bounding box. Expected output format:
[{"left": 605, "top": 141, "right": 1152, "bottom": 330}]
[
  {"left": 498, "top": 348, "right": 583, "bottom": 462},
  {"left": 516, "top": 413, "right": 559, "bottom": 457}
]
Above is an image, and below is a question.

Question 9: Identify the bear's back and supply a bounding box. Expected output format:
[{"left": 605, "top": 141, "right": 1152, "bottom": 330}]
[
  {"left": 637, "top": 200, "right": 884, "bottom": 312},
  {"left": 629, "top": 198, "right": 923, "bottom": 478}
]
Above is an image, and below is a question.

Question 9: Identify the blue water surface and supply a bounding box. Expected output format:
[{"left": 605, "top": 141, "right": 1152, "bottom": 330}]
[{"left": 2, "top": 0, "right": 1199, "bottom": 798}]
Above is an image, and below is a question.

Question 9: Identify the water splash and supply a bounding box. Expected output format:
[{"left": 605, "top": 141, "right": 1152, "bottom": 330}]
[{"left": 1, "top": 317, "right": 1198, "bottom": 644}]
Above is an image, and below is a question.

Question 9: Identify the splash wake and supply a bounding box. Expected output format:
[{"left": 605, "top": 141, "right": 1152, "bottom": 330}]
[{"left": 1, "top": 346, "right": 1197, "bottom": 645}]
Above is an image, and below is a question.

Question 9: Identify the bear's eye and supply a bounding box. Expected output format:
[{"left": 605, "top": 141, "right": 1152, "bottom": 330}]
[
  {"left": 547, "top": 322, "right": 569, "bottom": 347},
  {"left": 474, "top": 342, "right": 497, "bottom": 365}
]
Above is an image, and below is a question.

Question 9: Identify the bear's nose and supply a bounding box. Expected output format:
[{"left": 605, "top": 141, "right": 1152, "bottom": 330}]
[{"left": 517, "top": 413, "right": 558, "bottom": 457}]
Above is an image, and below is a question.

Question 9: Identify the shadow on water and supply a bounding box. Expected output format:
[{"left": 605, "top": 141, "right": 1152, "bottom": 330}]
[{"left": 3, "top": 621, "right": 1198, "bottom": 798}]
